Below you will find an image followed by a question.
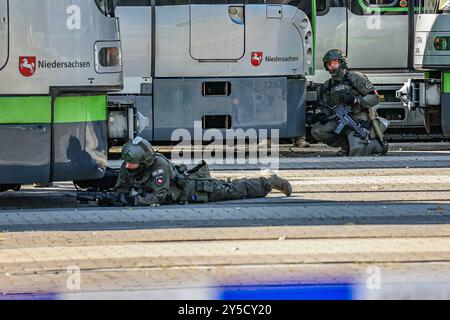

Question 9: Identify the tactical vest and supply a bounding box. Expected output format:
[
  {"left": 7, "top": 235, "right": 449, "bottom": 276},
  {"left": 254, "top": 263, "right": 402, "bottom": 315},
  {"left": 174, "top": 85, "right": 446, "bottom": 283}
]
[{"left": 320, "top": 71, "right": 370, "bottom": 116}]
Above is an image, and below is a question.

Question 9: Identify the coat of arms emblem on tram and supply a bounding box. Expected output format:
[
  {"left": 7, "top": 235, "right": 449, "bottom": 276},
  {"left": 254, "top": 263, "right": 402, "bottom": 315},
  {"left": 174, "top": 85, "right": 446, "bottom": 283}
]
[
  {"left": 251, "top": 52, "right": 263, "bottom": 67},
  {"left": 19, "top": 56, "right": 36, "bottom": 77}
]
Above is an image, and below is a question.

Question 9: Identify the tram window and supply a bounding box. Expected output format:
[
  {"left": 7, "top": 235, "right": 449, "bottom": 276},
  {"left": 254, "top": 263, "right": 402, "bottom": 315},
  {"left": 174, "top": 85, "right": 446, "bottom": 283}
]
[
  {"left": 189, "top": 0, "right": 244, "bottom": 3},
  {"left": 154, "top": 0, "right": 243, "bottom": 4},
  {"left": 350, "top": 0, "right": 408, "bottom": 15},
  {"left": 116, "top": 0, "right": 151, "bottom": 5},
  {"left": 95, "top": 0, "right": 116, "bottom": 15},
  {"left": 245, "top": 1, "right": 308, "bottom": 6},
  {"left": 156, "top": 0, "right": 188, "bottom": 5},
  {"left": 316, "top": 0, "right": 329, "bottom": 14},
  {"left": 439, "top": 0, "right": 450, "bottom": 12},
  {"left": 246, "top": 1, "right": 284, "bottom": 3},
  {"left": 315, "top": 0, "right": 345, "bottom": 13},
  {"left": 99, "top": 47, "right": 121, "bottom": 67},
  {"left": 418, "top": 0, "right": 450, "bottom": 13},
  {"left": 367, "top": 0, "right": 399, "bottom": 5}
]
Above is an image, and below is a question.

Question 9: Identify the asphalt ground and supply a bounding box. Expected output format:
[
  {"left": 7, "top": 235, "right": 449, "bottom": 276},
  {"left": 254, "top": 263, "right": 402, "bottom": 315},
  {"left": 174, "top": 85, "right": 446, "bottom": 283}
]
[{"left": 1, "top": 142, "right": 449, "bottom": 299}]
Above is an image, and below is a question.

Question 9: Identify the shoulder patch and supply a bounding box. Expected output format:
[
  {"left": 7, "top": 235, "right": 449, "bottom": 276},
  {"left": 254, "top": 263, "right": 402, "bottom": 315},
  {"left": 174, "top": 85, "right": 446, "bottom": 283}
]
[
  {"left": 155, "top": 176, "right": 165, "bottom": 186},
  {"left": 364, "top": 81, "right": 375, "bottom": 91},
  {"left": 152, "top": 169, "right": 164, "bottom": 177},
  {"left": 349, "top": 71, "right": 374, "bottom": 91}
]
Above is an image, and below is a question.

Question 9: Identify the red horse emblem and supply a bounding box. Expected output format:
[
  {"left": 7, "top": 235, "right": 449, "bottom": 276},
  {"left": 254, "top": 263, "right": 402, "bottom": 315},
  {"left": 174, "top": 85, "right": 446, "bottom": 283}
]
[
  {"left": 19, "top": 56, "right": 36, "bottom": 77},
  {"left": 251, "top": 52, "right": 263, "bottom": 67}
]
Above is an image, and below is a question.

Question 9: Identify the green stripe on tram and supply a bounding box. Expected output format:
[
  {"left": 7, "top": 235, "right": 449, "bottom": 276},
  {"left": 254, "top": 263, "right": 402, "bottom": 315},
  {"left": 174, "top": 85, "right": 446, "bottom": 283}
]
[
  {"left": 0, "top": 96, "right": 52, "bottom": 124},
  {"left": 55, "top": 95, "right": 107, "bottom": 123},
  {"left": 0, "top": 95, "right": 107, "bottom": 124},
  {"left": 442, "top": 72, "right": 450, "bottom": 93}
]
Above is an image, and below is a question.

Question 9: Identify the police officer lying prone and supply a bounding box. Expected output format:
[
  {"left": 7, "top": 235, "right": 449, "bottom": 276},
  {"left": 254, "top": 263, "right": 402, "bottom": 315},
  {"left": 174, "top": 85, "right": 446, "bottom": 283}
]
[
  {"left": 105, "top": 137, "right": 293, "bottom": 207},
  {"left": 311, "top": 49, "right": 390, "bottom": 157}
]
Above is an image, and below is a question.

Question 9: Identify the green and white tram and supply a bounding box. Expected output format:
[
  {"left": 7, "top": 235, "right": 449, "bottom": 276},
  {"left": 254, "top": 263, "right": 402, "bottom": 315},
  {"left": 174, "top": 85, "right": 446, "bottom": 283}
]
[
  {"left": 108, "top": 0, "right": 315, "bottom": 144},
  {"left": 397, "top": 0, "right": 450, "bottom": 135},
  {"left": 0, "top": 0, "right": 122, "bottom": 192}
]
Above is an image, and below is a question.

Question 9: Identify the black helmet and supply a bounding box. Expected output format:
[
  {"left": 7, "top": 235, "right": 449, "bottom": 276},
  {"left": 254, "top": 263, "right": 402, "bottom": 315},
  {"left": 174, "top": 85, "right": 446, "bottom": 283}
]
[
  {"left": 122, "top": 137, "right": 156, "bottom": 166},
  {"left": 323, "top": 49, "right": 348, "bottom": 74}
]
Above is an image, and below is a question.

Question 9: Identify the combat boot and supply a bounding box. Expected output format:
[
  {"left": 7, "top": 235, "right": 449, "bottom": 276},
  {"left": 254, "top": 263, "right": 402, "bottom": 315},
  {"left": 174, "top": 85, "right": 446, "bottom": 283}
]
[
  {"left": 336, "top": 149, "right": 349, "bottom": 157},
  {"left": 381, "top": 141, "right": 389, "bottom": 155},
  {"left": 263, "top": 171, "right": 292, "bottom": 196},
  {"left": 292, "top": 137, "right": 310, "bottom": 148}
]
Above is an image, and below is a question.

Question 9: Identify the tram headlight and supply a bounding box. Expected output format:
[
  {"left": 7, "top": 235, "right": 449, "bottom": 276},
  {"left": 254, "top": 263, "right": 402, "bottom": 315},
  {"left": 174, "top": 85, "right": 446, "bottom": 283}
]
[
  {"left": 434, "top": 37, "right": 450, "bottom": 51},
  {"left": 300, "top": 18, "right": 309, "bottom": 29},
  {"left": 99, "top": 47, "right": 121, "bottom": 67},
  {"left": 305, "top": 31, "right": 312, "bottom": 45},
  {"left": 306, "top": 48, "right": 313, "bottom": 65},
  {"left": 95, "top": 41, "right": 122, "bottom": 74}
]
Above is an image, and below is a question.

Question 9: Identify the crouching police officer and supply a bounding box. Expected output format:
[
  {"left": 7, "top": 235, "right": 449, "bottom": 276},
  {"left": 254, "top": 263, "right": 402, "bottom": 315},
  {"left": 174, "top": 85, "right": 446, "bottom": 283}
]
[
  {"left": 311, "top": 49, "right": 389, "bottom": 156},
  {"left": 114, "top": 137, "right": 293, "bottom": 206}
]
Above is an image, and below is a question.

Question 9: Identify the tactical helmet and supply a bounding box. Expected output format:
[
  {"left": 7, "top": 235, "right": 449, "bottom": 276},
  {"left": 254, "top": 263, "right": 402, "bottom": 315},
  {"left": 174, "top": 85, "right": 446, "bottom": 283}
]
[
  {"left": 323, "top": 49, "right": 348, "bottom": 74},
  {"left": 122, "top": 137, "right": 156, "bottom": 166}
]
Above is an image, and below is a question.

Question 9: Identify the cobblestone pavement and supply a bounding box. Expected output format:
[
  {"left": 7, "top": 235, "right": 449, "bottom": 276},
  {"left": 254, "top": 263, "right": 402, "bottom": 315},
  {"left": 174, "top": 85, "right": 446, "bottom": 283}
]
[{"left": 1, "top": 143, "right": 450, "bottom": 298}]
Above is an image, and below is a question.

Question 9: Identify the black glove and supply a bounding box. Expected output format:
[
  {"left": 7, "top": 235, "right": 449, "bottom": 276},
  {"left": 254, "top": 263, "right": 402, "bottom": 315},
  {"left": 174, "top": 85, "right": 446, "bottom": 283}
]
[
  {"left": 112, "top": 193, "right": 130, "bottom": 207},
  {"left": 175, "top": 164, "right": 188, "bottom": 175},
  {"left": 338, "top": 92, "right": 356, "bottom": 105}
]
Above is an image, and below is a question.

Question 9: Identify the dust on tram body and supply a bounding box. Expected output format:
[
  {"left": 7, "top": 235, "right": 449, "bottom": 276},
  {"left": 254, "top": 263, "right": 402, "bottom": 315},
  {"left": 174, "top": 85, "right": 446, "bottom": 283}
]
[
  {"left": 0, "top": 0, "right": 123, "bottom": 191},
  {"left": 109, "top": 0, "right": 441, "bottom": 146},
  {"left": 107, "top": 0, "right": 315, "bottom": 145}
]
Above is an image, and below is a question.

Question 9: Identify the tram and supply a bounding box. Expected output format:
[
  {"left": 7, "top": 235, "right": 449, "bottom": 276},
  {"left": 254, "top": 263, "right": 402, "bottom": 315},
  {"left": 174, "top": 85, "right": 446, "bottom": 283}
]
[
  {"left": 107, "top": 0, "right": 315, "bottom": 144},
  {"left": 397, "top": 0, "right": 450, "bottom": 136},
  {"left": 0, "top": 0, "right": 123, "bottom": 191},
  {"left": 111, "top": 0, "right": 433, "bottom": 144}
]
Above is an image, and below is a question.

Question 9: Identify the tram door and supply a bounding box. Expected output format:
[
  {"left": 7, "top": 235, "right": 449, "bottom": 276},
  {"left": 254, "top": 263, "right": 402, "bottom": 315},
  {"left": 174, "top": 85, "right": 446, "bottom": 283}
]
[
  {"left": 315, "top": 0, "right": 348, "bottom": 82},
  {"left": 190, "top": 0, "right": 245, "bottom": 61},
  {"left": 0, "top": 0, "right": 7, "bottom": 68},
  {"left": 347, "top": 0, "right": 410, "bottom": 69}
]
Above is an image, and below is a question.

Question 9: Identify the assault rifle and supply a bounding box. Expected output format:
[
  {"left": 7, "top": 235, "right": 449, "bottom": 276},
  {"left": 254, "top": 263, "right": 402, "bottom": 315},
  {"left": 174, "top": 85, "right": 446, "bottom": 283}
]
[
  {"left": 329, "top": 104, "right": 370, "bottom": 139},
  {"left": 76, "top": 191, "right": 135, "bottom": 207}
]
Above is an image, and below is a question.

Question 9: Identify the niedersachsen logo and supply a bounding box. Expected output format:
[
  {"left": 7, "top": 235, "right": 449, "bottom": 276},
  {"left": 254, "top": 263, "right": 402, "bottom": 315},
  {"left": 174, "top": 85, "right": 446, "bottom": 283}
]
[
  {"left": 265, "top": 56, "right": 299, "bottom": 63},
  {"left": 38, "top": 59, "right": 90, "bottom": 69},
  {"left": 19, "top": 56, "right": 91, "bottom": 77}
]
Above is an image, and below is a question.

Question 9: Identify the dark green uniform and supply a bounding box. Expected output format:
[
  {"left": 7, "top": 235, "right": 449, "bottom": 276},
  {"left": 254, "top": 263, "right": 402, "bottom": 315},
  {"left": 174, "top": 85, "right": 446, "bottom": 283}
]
[
  {"left": 114, "top": 154, "right": 274, "bottom": 206},
  {"left": 312, "top": 49, "right": 388, "bottom": 156}
]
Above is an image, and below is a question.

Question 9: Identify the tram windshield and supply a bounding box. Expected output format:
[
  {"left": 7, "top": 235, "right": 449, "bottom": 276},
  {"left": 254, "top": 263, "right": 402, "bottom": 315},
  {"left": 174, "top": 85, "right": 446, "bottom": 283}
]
[
  {"left": 95, "top": 0, "right": 117, "bottom": 16},
  {"left": 418, "top": 0, "right": 450, "bottom": 13}
]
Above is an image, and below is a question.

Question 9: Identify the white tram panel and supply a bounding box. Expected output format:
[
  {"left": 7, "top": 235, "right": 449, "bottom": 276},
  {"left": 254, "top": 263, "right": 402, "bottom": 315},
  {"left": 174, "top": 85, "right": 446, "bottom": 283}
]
[
  {"left": 0, "top": 0, "right": 122, "bottom": 95},
  {"left": 155, "top": 4, "right": 312, "bottom": 78}
]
